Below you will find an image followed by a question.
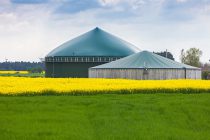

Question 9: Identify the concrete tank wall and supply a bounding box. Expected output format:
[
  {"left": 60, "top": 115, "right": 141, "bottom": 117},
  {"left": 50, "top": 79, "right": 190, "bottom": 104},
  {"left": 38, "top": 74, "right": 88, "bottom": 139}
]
[{"left": 88, "top": 68, "right": 201, "bottom": 80}]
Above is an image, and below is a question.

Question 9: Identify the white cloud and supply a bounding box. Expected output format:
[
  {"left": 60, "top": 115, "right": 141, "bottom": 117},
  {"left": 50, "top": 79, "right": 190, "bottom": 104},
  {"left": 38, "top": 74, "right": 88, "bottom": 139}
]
[
  {"left": 99, "top": 0, "right": 121, "bottom": 5},
  {"left": 0, "top": 4, "right": 51, "bottom": 61},
  {"left": 99, "top": 0, "right": 147, "bottom": 9},
  {"left": 0, "top": 0, "right": 210, "bottom": 63},
  {"left": 176, "top": 0, "right": 188, "bottom": 3},
  {"left": 0, "top": 0, "right": 10, "bottom": 5}
]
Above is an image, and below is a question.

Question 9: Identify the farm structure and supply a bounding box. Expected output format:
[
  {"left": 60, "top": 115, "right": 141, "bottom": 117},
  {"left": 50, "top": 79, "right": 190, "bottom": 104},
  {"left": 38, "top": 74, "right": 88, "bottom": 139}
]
[
  {"left": 45, "top": 27, "right": 139, "bottom": 77},
  {"left": 89, "top": 51, "right": 201, "bottom": 80}
]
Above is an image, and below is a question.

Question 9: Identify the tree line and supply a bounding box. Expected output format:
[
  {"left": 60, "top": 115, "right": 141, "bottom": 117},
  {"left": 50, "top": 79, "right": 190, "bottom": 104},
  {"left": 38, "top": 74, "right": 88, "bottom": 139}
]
[{"left": 0, "top": 62, "right": 44, "bottom": 73}]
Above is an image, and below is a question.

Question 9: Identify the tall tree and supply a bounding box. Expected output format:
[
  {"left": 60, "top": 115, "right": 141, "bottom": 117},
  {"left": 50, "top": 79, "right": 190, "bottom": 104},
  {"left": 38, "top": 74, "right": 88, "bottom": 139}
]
[{"left": 180, "top": 48, "right": 202, "bottom": 67}]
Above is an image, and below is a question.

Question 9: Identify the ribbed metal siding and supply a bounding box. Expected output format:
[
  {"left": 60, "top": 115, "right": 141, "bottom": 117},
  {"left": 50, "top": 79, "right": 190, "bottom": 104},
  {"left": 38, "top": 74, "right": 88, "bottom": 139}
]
[{"left": 89, "top": 69, "right": 201, "bottom": 80}]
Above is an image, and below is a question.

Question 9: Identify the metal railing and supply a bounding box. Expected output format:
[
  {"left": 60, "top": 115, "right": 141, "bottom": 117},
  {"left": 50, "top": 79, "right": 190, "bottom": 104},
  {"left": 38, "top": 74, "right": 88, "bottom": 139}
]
[{"left": 45, "top": 56, "right": 122, "bottom": 63}]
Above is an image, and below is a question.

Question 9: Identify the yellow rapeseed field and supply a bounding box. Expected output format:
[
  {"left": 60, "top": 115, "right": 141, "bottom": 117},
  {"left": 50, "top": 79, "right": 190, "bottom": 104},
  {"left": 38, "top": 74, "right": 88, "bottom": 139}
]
[
  {"left": 0, "top": 77, "right": 210, "bottom": 95},
  {"left": 0, "top": 71, "right": 28, "bottom": 74}
]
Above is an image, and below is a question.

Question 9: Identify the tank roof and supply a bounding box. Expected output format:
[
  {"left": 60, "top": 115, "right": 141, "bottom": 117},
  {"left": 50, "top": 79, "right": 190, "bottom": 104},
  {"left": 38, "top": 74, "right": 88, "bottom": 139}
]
[
  {"left": 91, "top": 51, "right": 200, "bottom": 69},
  {"left": 46, "top": 27, "right": 140, "bottom": 57}
]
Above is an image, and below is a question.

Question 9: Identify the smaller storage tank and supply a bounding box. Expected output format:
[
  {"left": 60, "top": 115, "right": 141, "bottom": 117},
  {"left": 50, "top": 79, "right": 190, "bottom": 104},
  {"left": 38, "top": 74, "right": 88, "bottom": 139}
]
[{"left": 89, "top": 51, "right": 201, "bottom": 80}]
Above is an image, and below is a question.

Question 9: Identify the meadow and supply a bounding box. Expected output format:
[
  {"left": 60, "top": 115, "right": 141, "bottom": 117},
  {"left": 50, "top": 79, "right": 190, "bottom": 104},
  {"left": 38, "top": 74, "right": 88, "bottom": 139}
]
[
  {"left": 0, "top": 94, "right": 210, "bottom": 140},
  {"left": 1, "top": 76, "right": 210, "bottom": 140}
]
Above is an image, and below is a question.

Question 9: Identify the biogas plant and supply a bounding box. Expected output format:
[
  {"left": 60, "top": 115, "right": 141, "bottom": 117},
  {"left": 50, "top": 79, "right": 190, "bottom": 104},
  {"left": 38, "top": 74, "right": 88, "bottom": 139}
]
[{"left": 45, "top": 27, "right": 201, "bottom": 80}]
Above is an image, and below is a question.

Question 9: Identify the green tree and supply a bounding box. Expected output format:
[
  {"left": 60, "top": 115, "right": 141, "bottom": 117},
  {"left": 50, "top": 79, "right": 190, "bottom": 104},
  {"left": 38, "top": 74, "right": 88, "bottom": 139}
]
[
  {"left": 154, "top": 51, "right": 175, "bottom": 60},
  {"left": 180, "top": 48, "right": 202, "bottom": 67}
]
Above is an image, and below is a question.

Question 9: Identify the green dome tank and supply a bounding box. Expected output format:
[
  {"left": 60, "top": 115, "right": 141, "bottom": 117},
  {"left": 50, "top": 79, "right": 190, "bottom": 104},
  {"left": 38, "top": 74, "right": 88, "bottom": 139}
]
[{"left": 47, "top": 27, "right": 140, "bottom": 57}]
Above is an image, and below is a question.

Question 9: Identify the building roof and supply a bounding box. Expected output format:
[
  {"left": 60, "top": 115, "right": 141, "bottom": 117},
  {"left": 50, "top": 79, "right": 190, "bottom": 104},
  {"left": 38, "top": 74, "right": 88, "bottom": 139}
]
[
  {"left": 91, "top": 51, "right": 200, "bottom": 69},
  {"left": 46, "top": 27, "right": 140, "bottom": 57}
]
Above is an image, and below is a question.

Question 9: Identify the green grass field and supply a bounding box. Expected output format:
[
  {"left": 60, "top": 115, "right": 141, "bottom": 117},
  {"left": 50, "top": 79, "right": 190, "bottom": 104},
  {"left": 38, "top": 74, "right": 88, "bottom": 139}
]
[{"left": 0, "top": 94, "right": 210, "bottom": 140}]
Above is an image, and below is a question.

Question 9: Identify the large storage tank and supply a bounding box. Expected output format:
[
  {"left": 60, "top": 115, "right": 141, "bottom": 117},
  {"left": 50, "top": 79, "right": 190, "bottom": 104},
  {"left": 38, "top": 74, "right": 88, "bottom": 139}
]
[{"left": 45, "top": 27, "right": 140, "bottom": 77}]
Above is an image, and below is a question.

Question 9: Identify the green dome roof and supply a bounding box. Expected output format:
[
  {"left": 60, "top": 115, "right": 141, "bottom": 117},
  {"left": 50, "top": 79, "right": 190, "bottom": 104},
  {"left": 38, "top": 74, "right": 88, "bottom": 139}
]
[
  {"left": 91, "top": 51, "right": 200, "bottom": 69},
  {"left": 47, "top": 27, "right": 140, "bottom": 57}
]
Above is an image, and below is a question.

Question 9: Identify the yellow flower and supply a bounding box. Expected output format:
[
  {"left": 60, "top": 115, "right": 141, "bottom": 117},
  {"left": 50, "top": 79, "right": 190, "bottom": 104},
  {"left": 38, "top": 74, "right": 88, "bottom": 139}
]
[
  {"left": 0, "top": 71, "right": 28, "bottom": 74},
  {"left": 0, "top": 77, "right": 209, "bottom": 95}
]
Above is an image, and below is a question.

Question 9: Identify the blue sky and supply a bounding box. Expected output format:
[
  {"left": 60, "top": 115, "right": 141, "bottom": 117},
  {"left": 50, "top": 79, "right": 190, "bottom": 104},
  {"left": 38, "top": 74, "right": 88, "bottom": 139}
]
[{"left": 0, "top": 0, "right": 210, "bottom": 62}]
